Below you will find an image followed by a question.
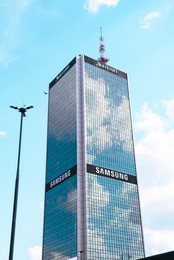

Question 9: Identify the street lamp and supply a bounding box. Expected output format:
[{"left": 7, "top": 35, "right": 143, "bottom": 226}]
[{"left": 9, "top": 105, "right": 33, "bottom": 260}]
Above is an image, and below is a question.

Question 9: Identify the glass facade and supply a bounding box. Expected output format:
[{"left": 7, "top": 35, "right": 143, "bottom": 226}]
[
  {"left": 42, "top": 55, "right": 145, "bottom": 260},
  {"left": 84, "top": 58, "right": 144, "bottom": 259},
  {"left": 42, "top": 62, "right": 78, "bottom": 260}
]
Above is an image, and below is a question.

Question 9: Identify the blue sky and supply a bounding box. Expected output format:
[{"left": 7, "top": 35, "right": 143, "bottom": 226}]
[{"left": 0, "top": 0, "right": 174, "bottom": 259}]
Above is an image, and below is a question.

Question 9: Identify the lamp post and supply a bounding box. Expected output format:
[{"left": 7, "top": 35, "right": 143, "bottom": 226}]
[{"left": 9, "top": 105, "right": 33, "bottom": 260}]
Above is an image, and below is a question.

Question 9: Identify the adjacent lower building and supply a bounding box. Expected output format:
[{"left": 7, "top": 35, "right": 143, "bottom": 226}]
[
  {"left": 42, "top": 55, "right": 145, "bottom": 259},
  {"left": 140, "top": 251, "right": 174, "bottom": 260}
]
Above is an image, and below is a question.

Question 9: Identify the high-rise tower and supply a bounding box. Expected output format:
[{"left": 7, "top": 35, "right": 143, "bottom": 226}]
[{"left": 42, "top": 41, "right": 145, "bottom": 260}]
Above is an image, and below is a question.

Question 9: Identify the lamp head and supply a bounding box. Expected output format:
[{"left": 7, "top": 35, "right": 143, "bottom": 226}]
[
  {"left": 10, "top": 106, "right": 18, "bottom": 110},
  {"left": 26, "top": 106, "right": 34, "bottom": 110}
]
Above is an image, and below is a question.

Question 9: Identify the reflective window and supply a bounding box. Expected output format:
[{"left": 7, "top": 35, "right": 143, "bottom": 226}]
[
  {"left": 43, "top": 64, "right": 77, "bottom": 260},
  {"left": 43, "top": 57, "right": 145, "bottom": 260},
  {"left": 85, "top": 62, "right": 144, "bottom": 259}
]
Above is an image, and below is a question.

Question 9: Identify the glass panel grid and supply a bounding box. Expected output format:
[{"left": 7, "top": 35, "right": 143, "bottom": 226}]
[
  {"left": 85, "top": 62, "right": 144, "bottom": 259},
  {"left": 43, "top": 64, "right": 77, "bottom": 260}
]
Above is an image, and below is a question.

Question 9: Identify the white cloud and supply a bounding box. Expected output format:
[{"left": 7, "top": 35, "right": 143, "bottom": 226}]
[
  {"left": 28, "top": 246, "right": 42, "bottom": 260},
  {"left": 141, "top": 10, "right": 160, "bottom": 29},
  {"left": 86, "top": 75, "right": 133, "bottom": 164},
  {"left": 42, "top": 250, "right": 68, "bottom": 259},
  {"left": 88, "top": 176, "right": 109, "bottom": 216},
  {"left": 113, "top": 95, "right": 133, "bottom": 152},
  {"left": 145, "top": 11, "right": 160, "bottom": 21},
  {"left": 141, "top": 183, "right": 174, "bottom": 213},
  {"left": 50, "top": 251, "right": 67, "bottom": 259},
  {"left": 86, "top": 76, "right": 112, "bottom": 160},
  {"left": 0, "top": 131, "right": 6, "bottom": 137},
  {"left": 163, "top": 98, "right": 174, "bottom": 122},
  {"left": 135, "top": 102, "right": 174, "bottom": 184},
  {"left": 135, "top": 103, "right": 165, "bottom": 134},
  {"left": 144, "top": 228, "right": 174, "bottom": 256},
  {"left": 135, "top": 99, "right": 174, "bottom": 255},
  {"left": 87, "top": 226, "right": 120, "bottom": 259},
  {"left": 66, "top": 189, "right": 77, "bottom": 213},
  {"left": 84, "top": 0, "right": 120, "bottom": 13}
]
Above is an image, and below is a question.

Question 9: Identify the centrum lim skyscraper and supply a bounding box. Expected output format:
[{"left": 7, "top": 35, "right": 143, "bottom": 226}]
[{"left": 42, "top": 30, "right": 145, "bottom": 260}]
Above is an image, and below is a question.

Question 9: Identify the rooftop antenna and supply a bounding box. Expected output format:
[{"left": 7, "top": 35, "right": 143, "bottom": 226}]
[{"left": 97, "top": 27, "right": 109, "bottom": 64}]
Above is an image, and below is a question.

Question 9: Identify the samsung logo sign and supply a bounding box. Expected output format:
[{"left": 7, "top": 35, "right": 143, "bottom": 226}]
[
  {"left": 46, "top": 165, "right": 77, "bottom": 192},
  {"left": 95, "top": 166, "right": 128, "bottom": 181},
  {"left": 87, "top": 164, "right": 137, "bottom": 185},
  {"left": 50, "top": 169, "right": 71, "bottom": 188},
  {"left": 46, "top": 164, "right": 137, "bottom": 192}
]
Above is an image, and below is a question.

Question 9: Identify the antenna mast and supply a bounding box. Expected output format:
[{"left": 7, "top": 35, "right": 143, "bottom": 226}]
[{"left": 98, "top": 27, "right": 109, "bottom": 64}]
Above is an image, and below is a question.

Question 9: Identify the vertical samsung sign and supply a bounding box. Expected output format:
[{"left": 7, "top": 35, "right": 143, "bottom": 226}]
[{"left": 46, "top": 166, "right": 77, "bottom": 192}]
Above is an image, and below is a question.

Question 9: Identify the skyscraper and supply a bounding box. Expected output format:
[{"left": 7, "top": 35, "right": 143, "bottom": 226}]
[{"left": 42, "top": 38, "right": 145, "bottom": 259}]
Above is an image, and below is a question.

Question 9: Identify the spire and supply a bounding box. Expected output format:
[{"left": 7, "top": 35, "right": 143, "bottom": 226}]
[{"left": 97, "top": 27, "right": 109, "bottom": 64}]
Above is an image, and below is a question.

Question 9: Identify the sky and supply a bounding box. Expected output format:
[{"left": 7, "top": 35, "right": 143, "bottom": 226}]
[{"left": 0, "top": 0, "right": 174, "bottom": 259}]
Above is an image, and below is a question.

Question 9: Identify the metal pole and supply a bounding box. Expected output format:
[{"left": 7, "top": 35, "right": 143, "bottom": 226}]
[
  {"left": 8, "top": 105, "right": 33, "bottom": 259},
  {"left": 9, "top": 111, "right": 24, "bottom": 260}
]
